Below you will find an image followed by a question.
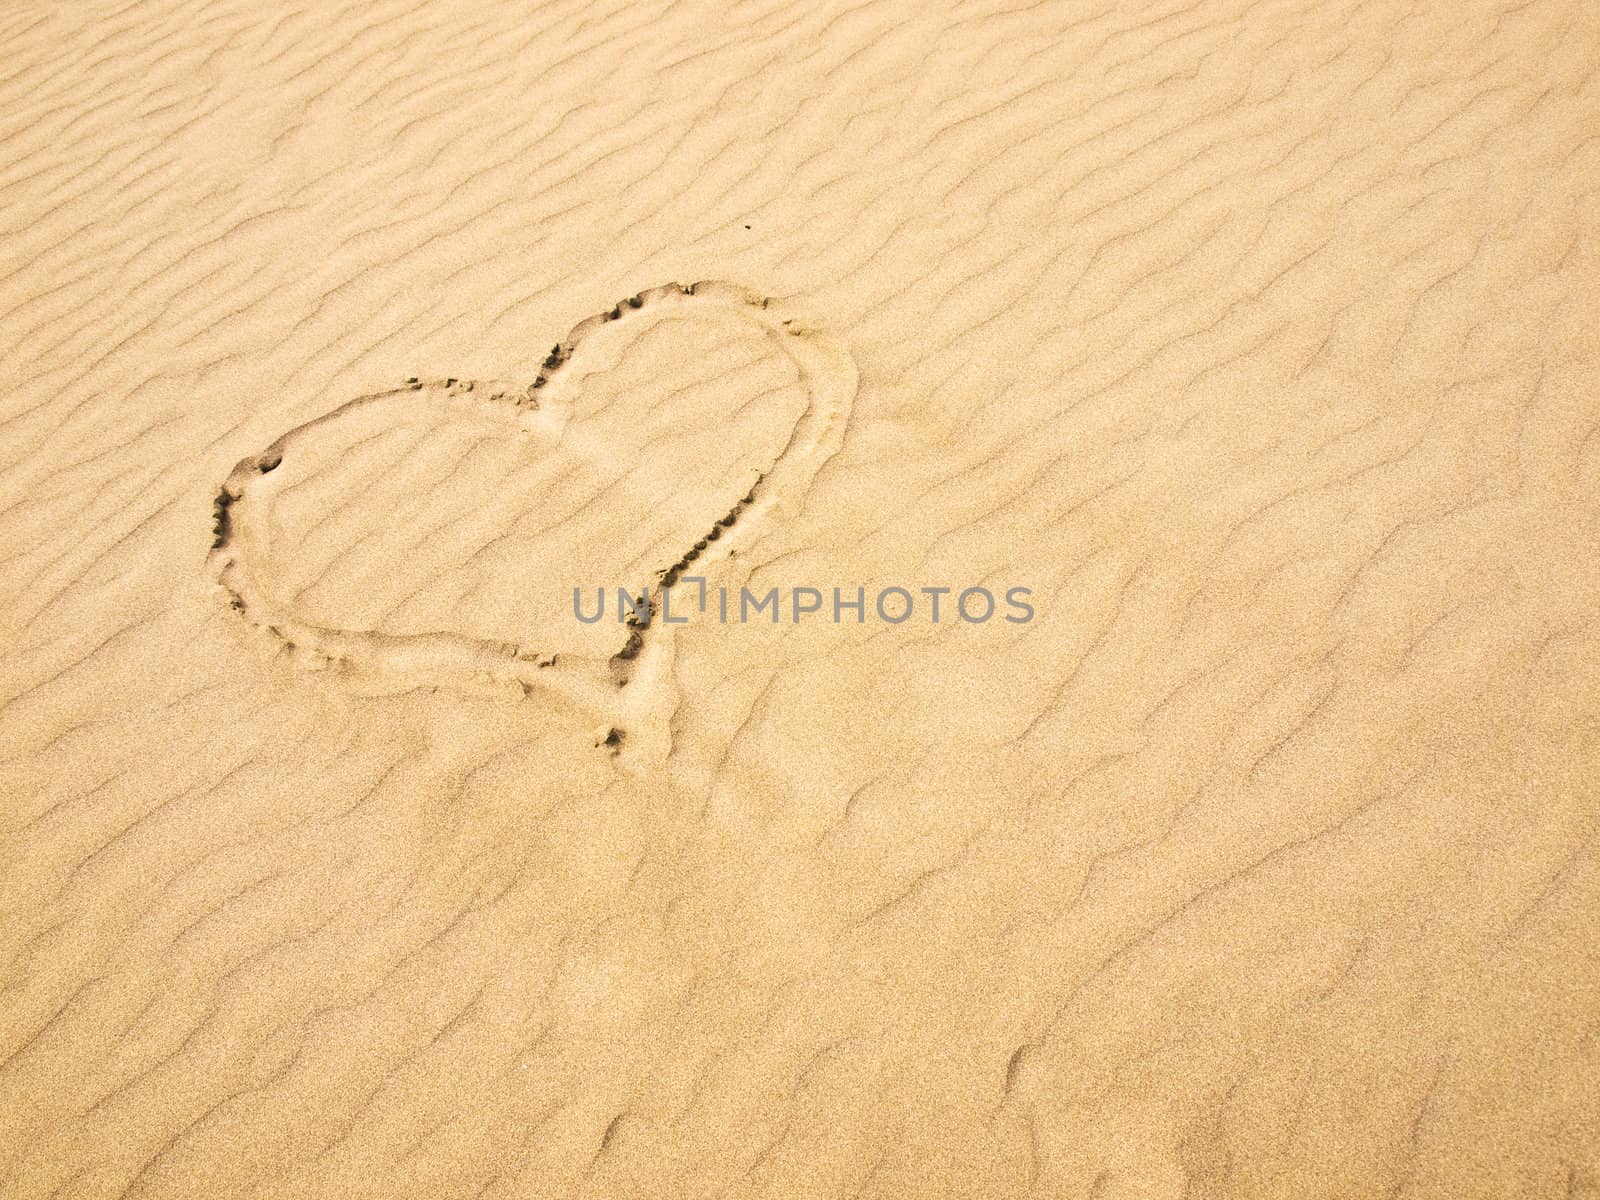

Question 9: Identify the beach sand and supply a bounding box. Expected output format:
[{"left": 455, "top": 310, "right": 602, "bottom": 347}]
[{"left": 2, "top": 1, "right": 1598, "bottom": 1196}]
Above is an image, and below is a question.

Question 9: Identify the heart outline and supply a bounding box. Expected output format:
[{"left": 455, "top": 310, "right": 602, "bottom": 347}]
[{"left": 208, "top": 280, "right": 857, "bottom": 747}]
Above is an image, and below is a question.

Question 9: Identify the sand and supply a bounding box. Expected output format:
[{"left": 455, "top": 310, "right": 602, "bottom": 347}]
[{"left": 1, "top": 1, "right": 1598, "bottom": 1197}]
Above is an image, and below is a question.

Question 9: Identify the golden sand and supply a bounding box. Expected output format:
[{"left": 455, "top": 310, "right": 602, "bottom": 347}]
[{"left": 2, "top": 1, "right": 1598, "bottom": 1196}]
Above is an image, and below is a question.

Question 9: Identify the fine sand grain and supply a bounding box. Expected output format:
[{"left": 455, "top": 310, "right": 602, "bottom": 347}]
[{"left": 2, "top": 2, "right": 1598, "bottom": 1198}]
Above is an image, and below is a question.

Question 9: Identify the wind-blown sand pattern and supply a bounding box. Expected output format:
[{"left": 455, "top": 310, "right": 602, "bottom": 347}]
[{"left": 1, "top": 2, "right": 1598, "bottom": 1198}]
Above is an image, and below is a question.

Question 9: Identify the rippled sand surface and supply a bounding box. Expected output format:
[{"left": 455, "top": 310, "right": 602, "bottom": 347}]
[{"left": 2, "top": 2, "right": 1598, "bottom": 1197}]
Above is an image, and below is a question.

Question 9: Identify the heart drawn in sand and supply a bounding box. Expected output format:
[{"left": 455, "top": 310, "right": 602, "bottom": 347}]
[{"left": 208, "top": 281, "right": 856, "bottom": 743}]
